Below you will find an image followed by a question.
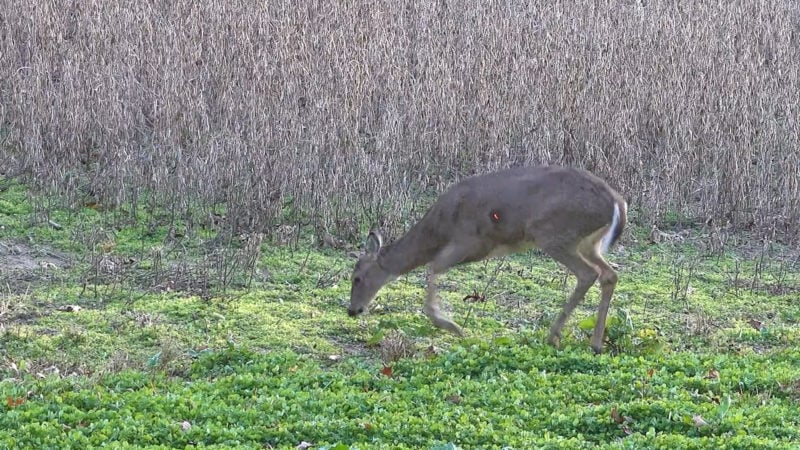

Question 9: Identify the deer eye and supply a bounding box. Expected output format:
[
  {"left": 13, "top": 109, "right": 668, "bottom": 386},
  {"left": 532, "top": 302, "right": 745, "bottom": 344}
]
[{"left": 353, "top": 277, "right": 361, "bottom": 284}]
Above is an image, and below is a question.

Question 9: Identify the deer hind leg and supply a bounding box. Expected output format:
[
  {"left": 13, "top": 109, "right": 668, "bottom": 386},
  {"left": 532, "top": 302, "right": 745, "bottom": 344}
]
[
  {"left": 541, "top": 244, "right": 599, "bottom": 349},
  {"left": 578, "top": 240, "right": 619, "bottom": 354}
]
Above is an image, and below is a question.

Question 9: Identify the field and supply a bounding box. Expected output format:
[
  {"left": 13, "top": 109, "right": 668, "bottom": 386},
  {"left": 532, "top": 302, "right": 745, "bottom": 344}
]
[
  {"left": 2, "top": 0, "right": 800, "bottom": 448},
  {"left": 2, "top": 180, "right": 800, "bottom": 449},
  {"left": 2, "top": 0, "right": 799, "bottom": 239}
]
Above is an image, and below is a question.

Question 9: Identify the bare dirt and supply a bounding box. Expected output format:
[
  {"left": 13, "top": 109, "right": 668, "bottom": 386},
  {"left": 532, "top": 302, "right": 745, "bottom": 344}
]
[
  {"left": 0, "top": 240, "right": 71, "bottom": 272},
  {"left": 0, "top": 240, "right": 72, "bottom": 294}
]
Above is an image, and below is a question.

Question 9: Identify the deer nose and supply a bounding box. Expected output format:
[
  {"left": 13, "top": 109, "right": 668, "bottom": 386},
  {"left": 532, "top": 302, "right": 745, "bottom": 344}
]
[{"left": 348, "top": 307, "right": 363, "bottom": 317}]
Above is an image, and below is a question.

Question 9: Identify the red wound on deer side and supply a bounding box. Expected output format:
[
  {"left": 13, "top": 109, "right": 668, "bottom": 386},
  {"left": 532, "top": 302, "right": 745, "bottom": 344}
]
[{"left": 490, "top": 211, "right": 501, "bottom": 222}]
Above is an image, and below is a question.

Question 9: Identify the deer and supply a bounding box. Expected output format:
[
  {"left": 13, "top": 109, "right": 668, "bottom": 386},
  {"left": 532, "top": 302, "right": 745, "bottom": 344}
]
[{"left": 347, "top": 165, "right": 628, "bottom": 354}]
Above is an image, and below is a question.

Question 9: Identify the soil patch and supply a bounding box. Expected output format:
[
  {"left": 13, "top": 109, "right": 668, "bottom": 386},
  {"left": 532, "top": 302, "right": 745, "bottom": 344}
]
[
  {"left": 0, "top": 240, "right": 73, "bottom": 293},
  {"left": 0, "top": 240, "right": 72, "bottom": 271}
]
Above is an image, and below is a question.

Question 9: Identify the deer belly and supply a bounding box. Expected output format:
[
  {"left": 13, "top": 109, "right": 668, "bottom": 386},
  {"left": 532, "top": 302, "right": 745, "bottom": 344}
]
[{"left": 487, "top": 240, "right": 536, "bottom": 258}]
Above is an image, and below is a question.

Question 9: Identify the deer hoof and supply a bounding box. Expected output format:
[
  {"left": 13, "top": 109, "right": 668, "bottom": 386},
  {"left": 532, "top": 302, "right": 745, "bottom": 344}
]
[
  {"left": 432, "top": 316, "right": 464, "bottom": 337},
  {"left": 442, "top": 321, "right": 464, "bottom": 337}
]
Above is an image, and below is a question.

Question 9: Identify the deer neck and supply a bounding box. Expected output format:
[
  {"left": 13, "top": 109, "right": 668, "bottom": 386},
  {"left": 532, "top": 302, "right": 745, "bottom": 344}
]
[{"left": 377, "top": 224, "right": 441, "bottom": 276}]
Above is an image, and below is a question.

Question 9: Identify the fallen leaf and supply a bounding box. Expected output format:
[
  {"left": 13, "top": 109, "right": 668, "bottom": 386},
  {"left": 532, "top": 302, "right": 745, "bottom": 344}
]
[
  {"left": 296, "top": 441, "right": 313, "bottom": 450},
  {"left": 380, "top": 365, "right": 393, "bottom": 377},
  {"left": 462, "top": 291, "right": 486, "bottom": 303},
  {"left": 6, "top": 397, "right": 25, "bottom": 408},
  {"left": 704, "top": 369, "right": 720, "bottom": 380},
  {"left": 446, "top": 394, "right": 462, "bottom": 404},
  {"left": 611, "top": 406, "right": 623, "bottom": 424},
  {"left": 181, "top": 420, "right": 191, "bottom": 431},
  {"left": 327, "top": 355, "right": 341, "bottom": 362},
  {"left": 647, "top": 368, "right": 655, "bottom": 378},
  {"left": 56, "top": 305, "right": 82, "bottom": 313},
  {"left": 748, "top": 319, "right": 764, "bottom": 331}
]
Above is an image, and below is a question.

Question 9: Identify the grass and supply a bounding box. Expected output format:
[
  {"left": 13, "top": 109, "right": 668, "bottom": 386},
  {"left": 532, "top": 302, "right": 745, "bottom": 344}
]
[{"left": 1, "top": 181, "right": 799, "bottom": 449}]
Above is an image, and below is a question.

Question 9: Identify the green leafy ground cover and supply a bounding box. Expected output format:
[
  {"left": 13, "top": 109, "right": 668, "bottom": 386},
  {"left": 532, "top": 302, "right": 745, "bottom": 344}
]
[{"left": 1, "top": 180, "right": 799, "bottom": 449}]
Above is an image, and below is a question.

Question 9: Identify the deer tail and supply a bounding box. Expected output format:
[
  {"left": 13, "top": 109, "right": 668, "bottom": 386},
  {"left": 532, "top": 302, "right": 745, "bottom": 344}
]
[{"left": 601, "top": 199, "right": 627, "bottom": 253}]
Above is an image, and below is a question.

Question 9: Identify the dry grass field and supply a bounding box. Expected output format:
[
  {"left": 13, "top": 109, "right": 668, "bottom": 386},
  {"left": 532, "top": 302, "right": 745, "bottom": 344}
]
[{"left": 1, "top": 0, "right": 798, "bottom": 243}]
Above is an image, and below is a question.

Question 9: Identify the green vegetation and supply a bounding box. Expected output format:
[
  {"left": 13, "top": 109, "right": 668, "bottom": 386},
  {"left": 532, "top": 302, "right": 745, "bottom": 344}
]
[
  {"left": 3, "top": 343, "right": 800, "bottom": 449},
  {"left": 2, "top": 183, "right": 799, "bottom": 449},
  {"left": 3, "top": 0, "right": 799, "bottom": 447}
]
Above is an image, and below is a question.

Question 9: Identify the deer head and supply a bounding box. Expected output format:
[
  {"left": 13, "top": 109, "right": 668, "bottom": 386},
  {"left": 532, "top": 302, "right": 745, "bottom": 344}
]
[{"left": 348, "top": 231, "right": 393, "bottom": 317}]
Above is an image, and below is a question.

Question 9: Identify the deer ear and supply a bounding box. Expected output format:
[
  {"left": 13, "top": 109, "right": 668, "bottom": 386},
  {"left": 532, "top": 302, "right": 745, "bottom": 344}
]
[{"left": 365, "top": 231, "right": 383, "bottom": 254}]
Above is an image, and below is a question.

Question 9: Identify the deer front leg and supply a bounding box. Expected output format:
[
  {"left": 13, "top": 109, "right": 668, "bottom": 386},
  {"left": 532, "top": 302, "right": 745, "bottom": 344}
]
[
  {"left": 422, "top": 241, "right": 481, "bottom": 337},
  {"left": 423, "top": 268, "right": 464, "bottom": 336}
]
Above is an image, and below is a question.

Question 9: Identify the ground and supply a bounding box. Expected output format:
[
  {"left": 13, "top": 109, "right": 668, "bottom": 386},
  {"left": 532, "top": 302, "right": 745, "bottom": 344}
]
[{"left": 1, "top": 181, "right": 799, "bottom": 449}]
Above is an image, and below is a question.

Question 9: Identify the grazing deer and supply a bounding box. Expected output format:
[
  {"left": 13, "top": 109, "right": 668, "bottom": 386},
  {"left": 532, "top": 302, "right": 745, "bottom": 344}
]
[{"left": 347, "top": 165, "right": 627, "bottom": 354}]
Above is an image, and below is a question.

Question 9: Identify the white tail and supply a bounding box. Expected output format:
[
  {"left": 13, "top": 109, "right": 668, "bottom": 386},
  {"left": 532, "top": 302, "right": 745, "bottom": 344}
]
[
  {"left": 601, "top": 202, "right": 624, "bottom": 254},
  {"left": 348, "top": 165, "right": 627, "bottom": 354}
]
